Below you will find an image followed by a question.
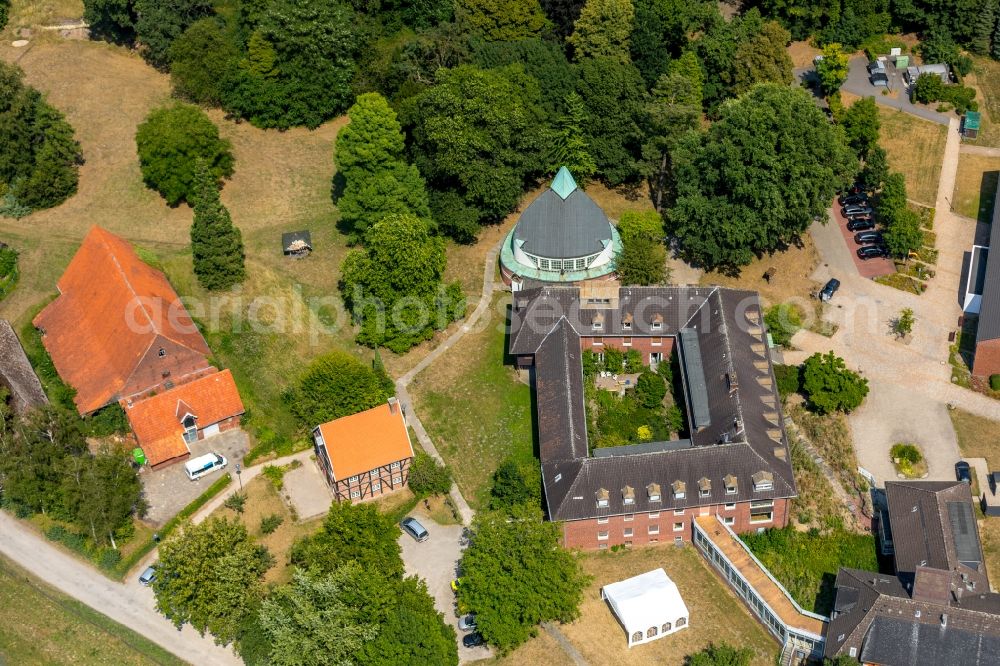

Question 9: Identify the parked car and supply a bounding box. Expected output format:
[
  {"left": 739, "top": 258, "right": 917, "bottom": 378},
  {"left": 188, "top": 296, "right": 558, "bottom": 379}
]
[
  {"left": 451, "top": 577, "right": 464, "bottom": 593},
  {"left": 857, "top": 245, "right": 889, "bottom": 259},
  {"left": 463, "top": 633, "right": 485, "bottom": 648},
  {"left": 847, "top": 218, "right": 876, "bottom": 232},
  {"left": 854, "top": 231, "right": 884, "bottom": 245},
  {"left": 184, "top": 452, "right": 227, "bottom": 481},
  {"left": 842, "top": 205, "right": 874, "bottom": 216},
  {"left": 138, "top": 565, "right": 157, "bottom": 586},
  {"left": 956, "top": 460, "right": 972, "bottom": 484},
  {"left": 400, "top": 517, "right": 429, "bottom": 542},
  {"left": 819, "top": 278, "right": 840, "bottom": 302},
  {"left": 839, "top": 193, "right": 869, "bottom": 206},
  {"left": 459, "top": 614, "right": 478, "bottom": 632}
]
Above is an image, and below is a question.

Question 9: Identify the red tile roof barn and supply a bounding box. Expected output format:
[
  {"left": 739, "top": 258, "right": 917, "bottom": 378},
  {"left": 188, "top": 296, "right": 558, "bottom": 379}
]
[
  {"left": 33, "top": 226, "right": 210, "bottom": 414},
  {"left": 123, "top": 369, "right": 244, "bottom": 467}
]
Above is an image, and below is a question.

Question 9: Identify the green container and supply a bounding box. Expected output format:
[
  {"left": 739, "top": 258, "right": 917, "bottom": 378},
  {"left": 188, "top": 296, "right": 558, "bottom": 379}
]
[{"left": 132, "top": 448, "right": 148, "bottom": 466}]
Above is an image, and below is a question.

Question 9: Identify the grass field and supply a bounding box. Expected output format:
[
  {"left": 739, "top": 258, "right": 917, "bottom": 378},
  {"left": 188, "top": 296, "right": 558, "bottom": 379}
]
[
  {"left": 487, "top": 546, "right": 777, "bottom": 666},
  {"left": 410, "top": 293, "right": 534, "bottom": 509},
  {"left": 7, "top": 0, "right": 84, "bottom": 27},
  {"left": 952, "top": 153, "right": 1000, "bottom": 222},
  {"left": 964, "top": 57, "right": 1000, "bottom": 148},
  {"left": 878, "top": 106, "right": 948, "bottom": 206},
  {"left": 699, "top": 233, "right": 821, "bottom": 308},
  {"left": 949, "top": 408, "right": 1000, "bottom": 468},
  {"left": 0, "top": 554, "right": 185, "bottom": 665}
]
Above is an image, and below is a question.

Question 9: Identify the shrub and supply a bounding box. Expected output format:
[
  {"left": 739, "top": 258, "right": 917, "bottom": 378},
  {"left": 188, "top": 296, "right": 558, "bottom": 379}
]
[
  {"left": 99, "top": 548, "right": 122, "bottom": 571},
  {"left": 624, "top": 349, "right": 643, "bottom": 373},
  {"left": 408, "top": 452, "right": 453, "bottom": 497},
  {"left": 774, "top": 364, "right": 801, "bottom": 398},
  {"left": 990, "top": 374, "right": 1000, "bottom": 391},
  {"left": 635, "top": 371, "right": 666, "bottom": 409},
  {"left": 135, "top": 102, "right": 234, "bottom": 206},
  {"left": 224, "top": 492, "right": 247, "bottom": 514},
  {"left": 890, "top": 443, "right": 922, "bottom": 465},
  {"left": 764, "top": 303, "right": 803, "bottom": 347},
  {"left": 289, "top": 350, "right": 394, "bottom": 426},
  {"left": 260, "top": 514, "right": 284, "bottom": 535},
  {"left": 262, "top": 465, "right": 285, "bottom": 491},
  {"left": 604, "top": 347, "right": 625, "bottom": 372},
  {"left": 802, "top": 351, "right": 869, "bottom": 414}
]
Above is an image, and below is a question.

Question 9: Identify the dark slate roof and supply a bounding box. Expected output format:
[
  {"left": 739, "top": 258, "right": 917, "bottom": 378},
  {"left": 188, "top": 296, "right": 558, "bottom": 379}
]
[
  {"left": 512, "top": 188, "right": 613, "bottom": 259},
  {"left": 677, "top": 328, "right": 710, "bottom": 429},
  {"left": 977, "top": 178, "right": 1000, "bottom": 341},
  {"left": 825, "top": 567, "right": 1000, "bottom": 663},
  {"left": 885, "top": 481, "right": 990, "bottom": 591},
  {"left": 0, "top": 319, "right": 48, "bottom": 414},
  {"left": 970, "top": 246, "right": 988, "bottom": 296},
  {"left": 510, "top": 285, "right": 795, "bottom": 522}
]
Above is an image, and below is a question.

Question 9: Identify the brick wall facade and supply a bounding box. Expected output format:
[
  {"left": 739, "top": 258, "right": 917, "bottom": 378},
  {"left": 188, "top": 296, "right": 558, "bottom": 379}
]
[
  {"left": 580, "top": 336, "right": 675, "bottom": 362},
  {"left": 973, "top": 338, "right": 1000, "bottom": 377},
  {"left": 196, "top": 415, "right": 241, "bottom": 441},
  {"left": 561, "top": 497, "right": 791, "bottom": 551},
  {"left": 317, "top": 455, "right": 412, "bottom": 503}
]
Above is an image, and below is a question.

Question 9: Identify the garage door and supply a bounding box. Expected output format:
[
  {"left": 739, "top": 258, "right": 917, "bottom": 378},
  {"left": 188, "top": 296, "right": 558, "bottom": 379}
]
[{"left": 202, "top": 423, "right": 221, "bottom": 438}]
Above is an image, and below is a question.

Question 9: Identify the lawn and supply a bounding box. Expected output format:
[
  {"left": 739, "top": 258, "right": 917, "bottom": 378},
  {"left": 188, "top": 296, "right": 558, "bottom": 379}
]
[
  {"left": 409, "top": 293, "right": 534, "bottom": 509},
  {"left": 7, "top": 0, "right": 84, "bottom": 27},
  {"left": 980, "top": 518, "right": 1000, "bottom": 587},
  {"left": 952, "top": 153, "right": 1000, "bottom": 222},
  {"left": 0, "top": 554, "right": 185, "bottom": 666},
  {"left": 963, "top": 57, "right": 1000, "bottom": 148},
  {"left": 949, "top": 408, "right": 1000, "bottom": 468},
  {"left": 545, "top": 546, "right": 776, "bottom": 665},
  {"left": 877, "top": 106, "right": 948, "bottom": 206},
  {"left": 742, "top": 526, "right": 878, "bottom": 616}
]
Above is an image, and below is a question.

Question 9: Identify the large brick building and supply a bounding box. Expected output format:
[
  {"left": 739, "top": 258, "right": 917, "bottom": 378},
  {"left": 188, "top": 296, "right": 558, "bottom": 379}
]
[
  {"left": 964, "top": 179, "right": 1000, "bottom": 378},
  {"left": 509, "top": 285, "right": 796, "bottom": 550}
]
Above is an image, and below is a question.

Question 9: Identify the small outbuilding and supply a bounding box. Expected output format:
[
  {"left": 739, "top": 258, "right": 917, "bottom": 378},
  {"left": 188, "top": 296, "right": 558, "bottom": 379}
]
[
  {"left": 282, "top": 230, "right": 313, "bottom": 258},
  {"left": 601, "top": 568, "right": 689, "bottom": 648},
  {"left": 964, "top": 111, "right": 982, "bottom": 139}
]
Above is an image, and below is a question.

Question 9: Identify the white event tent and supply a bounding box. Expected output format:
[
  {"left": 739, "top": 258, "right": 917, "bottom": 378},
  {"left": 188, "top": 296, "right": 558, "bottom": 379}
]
[{"left": 601, "top": 568, "right": 690, "bottom": 647}]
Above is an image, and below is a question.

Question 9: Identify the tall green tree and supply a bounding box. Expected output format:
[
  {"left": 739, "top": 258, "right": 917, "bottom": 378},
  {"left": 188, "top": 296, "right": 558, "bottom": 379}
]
[
  {"left": 169, "top": 18, "right": 239, "bottom": 106},
  {"left": 82, "top": 0, "right": 137, "bottom": 43},
  {"left": 668, "top": 85, "right": 856, "bottom": 270},
  {"left": 630, "top": 0, "right": 710, "bottom": 86},
  {"left": 732, "top": 20, "right": 793, "bottom": 96},
  {"left": 335, "top": 93, "right": 430, "bottom": 239},
  {"left": 686, "top": 642, "right": 754, "bottom": 666},
  {"left": 135, "top": 102, "right": 234, "bottom": 206},
  {"left": 568, "top": 0, "right": 635, "bottom": 62},
  {"left": 841, "top": 97, "right": 880, "bottom": 157},
  {"left": 341, "top": 214, "right": 458, "bottom": 352},
  {"left": 815, "top": 42, "right": 851, "bottom": 96},
  {"left": 575, "top": 57, "right": 648, "bottom": 185},
  {"left": 489, "top": 457, "right": 541, "bottom": 511},
  {"left": 289, "top": 350, "right": 394, "bottom": 426},
  {"left": 455, "top": 0, "right": 550, "bottom": 41},
  {"left": 61, "top": 445, "right": 146, "bottom": 548},
  {"left": 458, "top": 508, "right": 589, "bottom": 651},
  {"left": 616, "top": 236, "right": 667, "bottom": 285},
  {"left": 356, "top": 576, "right": 458, "bottom": 666},
  {"left": 755, "top": 0, "right": 837, "bottom": 40},
  {"left": 860, "top": 146, "right": 889, "bottom": 189},
  {"left": 883, "top": 208, "right": 923, "bottom": 258},
  {"left": 405, "top": 65, "right": 545, "bottom": 237},
  {"left": 971, "top": 1, "right": 998, "bottom": 55},
  {"left": 291, "top": 501, "right": 404, "bottom": 579},
  {"left": 154, "top": 518, "right": 273, "bottom": 645},
  {"left": 644, "top": 55, "right": 703, "bottom": 209},
  {"left": 470, "top": 37, "right": 578, "bottom": 117},
  {"left": 258, "top": 566, "right": 378, "bottom": 666},
  {"left": 801, "top": 351, "right": 869, "bottom": 414},
  {"left": 544, "top": 92, "right": 597, "bottom": 180},
  {"left": 190, "top": 161, "right": 245, "bottom": 291},
  {"left": 133, "top": 0, "right": 213, "bottom": 69},
  {"left": 540, "top": 0, "right": 586, "bottom": 37}
]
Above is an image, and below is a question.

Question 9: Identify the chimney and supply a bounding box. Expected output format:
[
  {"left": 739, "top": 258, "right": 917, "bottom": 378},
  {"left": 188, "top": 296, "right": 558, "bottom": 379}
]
[{"left": 388, "top": 397, "right": 399, "bottom": 415}]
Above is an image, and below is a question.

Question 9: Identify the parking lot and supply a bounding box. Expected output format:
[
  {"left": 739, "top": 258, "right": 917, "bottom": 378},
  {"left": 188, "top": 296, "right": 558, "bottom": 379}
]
[
  {"left": 397, "top": 507, "right": 490, "bottom": 663},
  {"left": 830, "top": 200, "right": 896, "bottom": 279},
  {"left": 141, "top": 429, "right": 249, "bottom": 525}
]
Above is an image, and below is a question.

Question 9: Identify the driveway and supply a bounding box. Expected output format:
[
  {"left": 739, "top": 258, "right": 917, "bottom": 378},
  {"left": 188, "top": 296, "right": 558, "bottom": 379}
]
[
  {"left": 397, "top": 508, "right": 490, "bottom": 663},
  {"left": 282, "top": 457, "right": 333, "bottom": 521},
  {"left": 841, "top": 56, "right": 949, "bottom": 125},
  {"left": 828, "top": 203, "right": 894, "bottom": 278},
  {"left": 141, "top": 429, "right": 249, "bottom": 526}
]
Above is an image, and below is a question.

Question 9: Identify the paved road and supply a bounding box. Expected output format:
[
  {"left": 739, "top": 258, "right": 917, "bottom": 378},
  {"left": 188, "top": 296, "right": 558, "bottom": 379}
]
[
  {"left": 0, "top": 511, "right": 240, "bottom": 665},
  {"left": 841, "top": 56, "right": 950, "bottom": 125}
]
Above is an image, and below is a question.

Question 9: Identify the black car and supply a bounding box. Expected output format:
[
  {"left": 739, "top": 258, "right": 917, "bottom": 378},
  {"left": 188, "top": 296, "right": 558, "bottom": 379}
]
[
  {"left": 847, "top": 219, "right": 876, "bottom": 232},
  {"left": 839, "top": 192, "right": 869, "bottom": 206},
  {"left": 819, "top": 278, "right": 840, "bottom": 302},
  {"left": 846, "top": 211, "right": 874, "bottom": 221},
  {"left": 854, "top": 231, "right": 883, "bottom": 245},
  {"left": 857, "top": 245, "right": 889, "bottom": 259},
  {"left": 956, "top": 460, "right": 972, "bottom": 484},
  {"left": 463, "top": 633, "right": 485, "bottom": 648},
  {"left": 842, "top": 205, "right": 874, "bottom": 216}
]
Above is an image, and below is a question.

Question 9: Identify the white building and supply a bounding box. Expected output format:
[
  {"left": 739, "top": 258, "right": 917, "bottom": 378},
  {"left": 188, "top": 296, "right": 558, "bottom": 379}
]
[{"left": 601, "top": 568, "right": 690, "bottom": 647}]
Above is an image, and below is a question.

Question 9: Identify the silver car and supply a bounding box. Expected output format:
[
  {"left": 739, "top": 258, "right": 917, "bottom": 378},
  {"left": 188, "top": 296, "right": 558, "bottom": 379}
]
[
  {"left": 138, "top": 566, "right": 157, "bottom": 586},
  {"left": 401, "top": 517, "right": 429, "bottom": 542}
]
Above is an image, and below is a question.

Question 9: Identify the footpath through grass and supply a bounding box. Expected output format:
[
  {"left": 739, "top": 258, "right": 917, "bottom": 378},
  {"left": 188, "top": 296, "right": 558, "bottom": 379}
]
[
  {"left": 0, "top": 554, "right": 185, "bottom": 666},
  {"left": 742, "top": 526, "right": 878, "bottom": 616},
  {"left": 410, "top": 294, "right": 534, "bottom": 509}
]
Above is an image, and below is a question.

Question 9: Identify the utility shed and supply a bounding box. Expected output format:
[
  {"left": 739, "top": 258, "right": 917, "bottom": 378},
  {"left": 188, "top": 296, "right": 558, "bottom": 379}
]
[
  {"left": 964, "top": 111, "right": 981, "bottom": 139},
  {"left": 601, "top": 569, "right": 689, "bottom": 647}
]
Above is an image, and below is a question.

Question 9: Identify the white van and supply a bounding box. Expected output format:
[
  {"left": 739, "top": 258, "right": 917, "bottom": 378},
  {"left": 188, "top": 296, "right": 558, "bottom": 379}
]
[{"left": 184, "top": 453, "right": 228, "bottom": 481}]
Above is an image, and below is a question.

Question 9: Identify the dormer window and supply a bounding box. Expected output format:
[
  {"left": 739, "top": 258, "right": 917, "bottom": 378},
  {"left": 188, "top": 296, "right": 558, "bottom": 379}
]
[
  {"left": 647, "top": 483, "right": 661, "bottom": 502},
  {"left": 622, "top": 485, "right": 635, "bottom": 505},
  {"left": 671, "top": 480, "right": 685, "bottom": 500},
  {"left": 596, "top": 488, "right": 610, "bottom": 508},
  {"left": 593, "top": 313, "right": 604, "bottom": 330},
  {"left": 752, "top": 471, "right": 774, "bottom": 492},
  {"left": 698, "top": 477, "right": 711, "bottom": 498},
  {"left": 724, "top": 474, "right": 738, "bottom": 495},
  {"left": 158, "top": 348, "right": 167, "bottom": 357},
  {"left": 622, "top": 313, "right": 633, "bottom": 330},
  {"left": 651, "top": 314, "right": 663, "bottom": 330}
]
